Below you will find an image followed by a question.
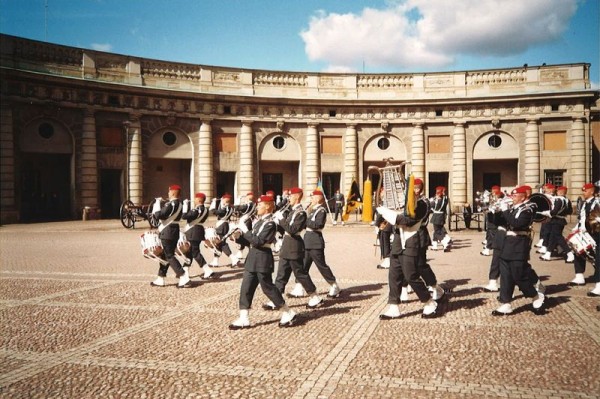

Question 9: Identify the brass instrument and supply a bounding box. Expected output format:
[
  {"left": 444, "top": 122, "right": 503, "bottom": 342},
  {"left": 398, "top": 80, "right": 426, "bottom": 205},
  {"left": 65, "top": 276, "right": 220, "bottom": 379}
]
[
  {"left": 529, "top": 193, "right": 552, "bottom": 222},
  {"left": 369, "top": 159, "right": 408, "bottom": 211}
]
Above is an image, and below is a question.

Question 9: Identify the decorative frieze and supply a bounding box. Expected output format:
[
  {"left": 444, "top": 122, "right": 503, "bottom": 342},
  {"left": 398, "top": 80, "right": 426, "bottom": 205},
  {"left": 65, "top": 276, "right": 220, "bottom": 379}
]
[
  {"left": 466, "top": 69, "right": 526, "bottom": 86},
  {"left": 358, "top": 74, "right": 412, "bottom": 89},
  {"left": 254, "top": 72, "right": 308, "bottom": 87}
]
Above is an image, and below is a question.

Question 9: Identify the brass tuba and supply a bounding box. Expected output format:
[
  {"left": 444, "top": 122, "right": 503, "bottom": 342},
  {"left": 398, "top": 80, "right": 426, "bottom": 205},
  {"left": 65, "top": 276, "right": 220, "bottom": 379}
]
[
  {"left": 368, "top": 158, "right": 408, "bottom": 211},
  {"left": 529, "top": 193, "right": 552, "bottom": 222}
]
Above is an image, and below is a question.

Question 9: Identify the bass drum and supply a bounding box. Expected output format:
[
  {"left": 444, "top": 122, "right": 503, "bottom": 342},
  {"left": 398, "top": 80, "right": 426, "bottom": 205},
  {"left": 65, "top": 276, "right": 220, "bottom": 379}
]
[{"left": 529, "top": 193, "right": 552, "bottom": 222}]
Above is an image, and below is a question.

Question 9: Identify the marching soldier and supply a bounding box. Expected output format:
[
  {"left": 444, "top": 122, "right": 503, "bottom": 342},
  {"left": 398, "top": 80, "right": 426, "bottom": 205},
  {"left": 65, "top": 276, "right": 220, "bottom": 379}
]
[
  {"left": 482, "top": 187, "right": 509, "bottom": 292},
  {"left": 377, "top": 195, "right": 440, "bottom": 319},
  {"left": 303, "top": 190, "right": 341, "bottom": 298},
  {"left": 430, "top": 186, "right": 452, "bottom": 251},
  {"left": 375, "top": 214, "right": 393, "bottom": 269},
  {"left": 540, "top": 186, "right": 574, "bottom": 262},
  {"left": 569, "top": 183, "right": 600, "bottom": 296},
  {"left": 229, "top": 195, "right": 297, "bottom": 329},
  {"left": 535, "top": 183, "right": 556, "bottom": 255},
  {"left": 151, "top": 184, "right": 190, "bottom": 288},
  {"left": 233, "top": 192, "right": 257, "bottom": 260},
  {"left": 481, "top": 185, "right": 503, "bottom": 257},
  {"left": 492, "top": 186, "right": 545, "bottom": 316},
  {"left": 181, "top": 192, "right": 215, "bottom": 280},
  {"left": 266, "top": 187, "right": 324, "bottom": 308},
  {"left": 212, "top": 193, "right": 243, "bottom": 267}
]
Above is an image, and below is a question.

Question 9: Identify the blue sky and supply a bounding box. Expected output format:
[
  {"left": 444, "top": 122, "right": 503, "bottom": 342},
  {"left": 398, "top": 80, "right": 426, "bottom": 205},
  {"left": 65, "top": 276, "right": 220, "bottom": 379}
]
[{"left": 1, "top": 0, "right": 598, "bottom": 87}]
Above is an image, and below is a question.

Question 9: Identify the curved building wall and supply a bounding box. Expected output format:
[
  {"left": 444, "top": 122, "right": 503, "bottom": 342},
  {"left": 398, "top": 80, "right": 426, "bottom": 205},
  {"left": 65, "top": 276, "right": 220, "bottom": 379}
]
[{"left": 0, "top": 34, "right": 598, "bottom": 223}]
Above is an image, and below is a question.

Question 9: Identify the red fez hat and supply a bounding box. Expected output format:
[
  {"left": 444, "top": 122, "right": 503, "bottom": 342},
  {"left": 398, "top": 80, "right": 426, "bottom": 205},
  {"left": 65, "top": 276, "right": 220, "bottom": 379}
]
[
  {"left": 266, "top": 190, "right": 275, "bottom": 196},
  {"left": 221, "top": 193, "right": 232, "bottom": 200},
  {"left": 582, "top": 183, "right": 595, "bottom": 190},
  {"left": 522, "top": 185, "right": 532, "bottom": 191},
  {"left": 491, "top": 185, "right": 500, "bottom": 191},
  {"left": 290, "top": 187, "right": 303, "bottom": 194},
  {"left": 312, "top": 190, "right": 324, "bottom": 196},
  {"left": 414, "top": 178, "right": 423, "bottom": 186},
  {"left": 544, "top": 183, "right": 555, "bottom": 190},
  {"left": 557, "top": 186, "right": 567, "bottom": 192},
  {"left": 435, "top": 186, "right": 444, "bottom": 192},
  {"left": 169, "top": 184, "right": 181, "bottom": 191},
  {"left": 195, "top": 192, "right": 206, "bottom": 199},
  {"left": 258, "top": 195, "right": 274, "bottom": 203},
  {"left": 512, "top": 186, "right": 528, "bottom": 194}
]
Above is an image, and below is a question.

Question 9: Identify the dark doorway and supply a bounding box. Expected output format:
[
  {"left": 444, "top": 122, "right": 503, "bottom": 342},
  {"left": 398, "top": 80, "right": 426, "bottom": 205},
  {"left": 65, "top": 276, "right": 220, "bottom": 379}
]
[
  {"left": 483, "top": 173, "right": 501, "bottom": 191},
  {"left": 322, "top": 173, "right": 341, "bottom": 199},
  {"left": 19, "top": 153, "right": 71, "bottom": 222},
  {"left": 262, "top": 173, "right": 282, "bottom": 195},
  {"left": 100, "top": 169, "right": 122, "bottom": 218},
  {"left": 428, "top": 172, "right": 449, "bottom": 198},
  {"left": 216, "top": 172, "right": 236, "bottom": 197}
]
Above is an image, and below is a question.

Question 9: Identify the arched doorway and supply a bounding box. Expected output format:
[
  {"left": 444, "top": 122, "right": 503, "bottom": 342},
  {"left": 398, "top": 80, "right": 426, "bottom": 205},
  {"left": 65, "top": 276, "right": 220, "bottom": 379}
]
[{"left": 19, "top": 119, "right": 73, "bottom": 222}]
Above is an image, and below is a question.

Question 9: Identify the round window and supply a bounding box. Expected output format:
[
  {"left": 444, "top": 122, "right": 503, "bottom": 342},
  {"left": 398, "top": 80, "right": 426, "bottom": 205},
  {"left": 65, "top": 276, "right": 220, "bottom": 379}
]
[
  {"left": 38, "top": 122, "right": 54, "bottom": 139},
  {"left": 162, "top": 131, "right": 177, "bottom": 146},
  {"left": 488, "top": 134, "right": 502, "bottom": 148},
  {"left": 377, "top": 137, "right": 390, "bottom": 150},
  {"left": 272, "top": 136, "right": 286, "bottom": 150}
]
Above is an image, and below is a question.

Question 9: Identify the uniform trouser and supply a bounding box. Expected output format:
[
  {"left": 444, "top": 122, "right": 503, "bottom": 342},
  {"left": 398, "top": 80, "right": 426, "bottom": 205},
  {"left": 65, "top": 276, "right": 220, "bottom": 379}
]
[
  {"left": 239, "top": 269, "right": 286, "bottom": 310},
  {"left": 539, "top": 222, "right": 551, "bottom": 244},
  {"left": 304, "top": 248, "right": 336, "bottom": 285},
  {"left": 388, "top": 252, "right": 431, "bottom": 304},
  {"left": 417, "top": 248, "right": 437, "bottom": 286},
  {"left": 545, "top": 222, "right": 568, "bottom": 255},
  {"left": 379, "top": 230, "right": 391, "bottom": 258},
  {"left": 186, "top": 240, "right": 206, "bottom": 267},
  {"left": 432, "top": 224, "right": 447, "bottom": 242},
  {"left": 275, "top": 257, "right": 316, "bottom": 294},
  {"left": 488, "top": 249, "right": 501, "bottom": 280},
  {"left": 498, "top": 258, "right": 538, "bottom": 303},
  {"left": 216, "top": 240, "right": 232, "bottom": 256},
  {"left": 334, "top": 205, "right": 342, "bottom": 221},
  {"left": 158, "top": 238, "right": 184, "bottom": 278},
  {"left": 485, "top": 225, "right": 497, "bottom": 249}
]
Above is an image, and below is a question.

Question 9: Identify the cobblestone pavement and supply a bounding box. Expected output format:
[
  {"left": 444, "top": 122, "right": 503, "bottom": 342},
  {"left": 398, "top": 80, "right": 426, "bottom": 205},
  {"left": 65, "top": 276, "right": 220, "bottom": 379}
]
[{"left": 0, "top": 219, "right": 598, "bottom": 399}]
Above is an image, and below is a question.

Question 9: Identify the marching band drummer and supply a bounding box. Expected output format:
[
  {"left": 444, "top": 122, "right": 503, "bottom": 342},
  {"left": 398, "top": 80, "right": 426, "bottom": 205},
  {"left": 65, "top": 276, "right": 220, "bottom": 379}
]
[
  {"left": 540, "top": 185, "right": 574, "bottom": 262},
  {"left": 535, "top": 183, "right": 556, "bottom": 256},
  {"left": 151, "top": 184, "right": 190, "bottom": 288},
  {"left": 181, "top": 192, "right": 215, "bottom": 280},
  {"left": 229, "top": 195, "right": 297, "bottom": 330},
  {"left": 212, "top": 193, "right": 243, "bottom": 268},
  {"left": 233, "top": 192, "right": 257, "bottom": 261},
  {"left": 377, "top": 195, "right": 440, "bottom": 319},
  {"left": 569, "top": 183, "right": 600, "bottom": 297},
  {"left": 492, "top": 186, "right": 545, "bottom": 316}
]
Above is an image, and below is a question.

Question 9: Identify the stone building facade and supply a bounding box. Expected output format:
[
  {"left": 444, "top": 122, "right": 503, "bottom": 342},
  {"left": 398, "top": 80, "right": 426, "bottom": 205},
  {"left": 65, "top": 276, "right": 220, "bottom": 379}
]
[{"left": 0, "top": 34, "right": 598, "bottom": 223}]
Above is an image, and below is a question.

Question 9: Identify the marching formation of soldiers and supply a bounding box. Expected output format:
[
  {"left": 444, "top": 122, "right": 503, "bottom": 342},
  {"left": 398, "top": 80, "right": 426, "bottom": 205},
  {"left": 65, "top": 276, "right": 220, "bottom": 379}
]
[{"left": 145, "top": 177, "right": 599, "bottom": 328}]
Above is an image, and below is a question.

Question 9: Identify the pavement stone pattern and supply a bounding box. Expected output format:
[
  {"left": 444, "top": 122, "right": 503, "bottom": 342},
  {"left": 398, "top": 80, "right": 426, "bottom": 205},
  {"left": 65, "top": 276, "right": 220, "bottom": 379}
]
[{"left": 0, "top": 219, "right": 599, "bottom": 399}]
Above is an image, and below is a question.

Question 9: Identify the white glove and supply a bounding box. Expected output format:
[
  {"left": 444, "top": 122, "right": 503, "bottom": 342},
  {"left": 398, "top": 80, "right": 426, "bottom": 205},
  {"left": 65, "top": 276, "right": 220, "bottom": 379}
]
[
  {"left": 376, "top": 206, "right": 398, "bottom": 225},
  {"left": 273, "top": 210, "right": 284, "bottom": 222},
  {"left": 540, "top": 210, "right": 551, "bottom": 218},
  {"left": 209, "top": 198, "right": 217, "bottom": 210},
  {"left": 374, "top": 227, "right": 379, "bottom": 235},
  {"left": 390, "top": 234, "right": 395, "bottom": 242},
  {"left": 499, "top": 201, "right": 509, "bottom": 212},
  {"left": 182, "top": 199, "right": 190, "bottom": 213},
  {"left": 238, "top": 221, "right": 249, "bottom": 233},
  {"left": 151, "top": 198, "right": 162, "bottom": 213}
]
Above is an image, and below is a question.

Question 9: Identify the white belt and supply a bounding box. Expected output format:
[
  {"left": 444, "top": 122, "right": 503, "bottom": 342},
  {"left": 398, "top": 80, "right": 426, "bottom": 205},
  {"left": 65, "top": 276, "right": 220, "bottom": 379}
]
[
  {"left": 433, "top": 211, "right": 444, "bottom": 214},
  {"left": 506, "top": 231, "right": 530, "bottom": 236},
  {"left": 306, "top": 228, "right": 322, "bottom": 232}
]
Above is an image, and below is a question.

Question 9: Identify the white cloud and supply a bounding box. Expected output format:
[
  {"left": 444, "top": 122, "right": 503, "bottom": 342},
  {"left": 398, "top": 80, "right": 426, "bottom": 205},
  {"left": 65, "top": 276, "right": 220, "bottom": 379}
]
[
  {"left": 301, "top": 0, "right": 578, "bottom": 71},
  {"left": 91, "top": 43, "right": 113, "bottom": 52}
]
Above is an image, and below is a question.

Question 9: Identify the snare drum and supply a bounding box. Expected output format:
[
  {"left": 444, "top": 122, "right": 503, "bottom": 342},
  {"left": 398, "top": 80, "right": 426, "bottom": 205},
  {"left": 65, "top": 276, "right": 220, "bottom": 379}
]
[
  {"left": 566, "top": 229, "right": 596, "bottom": 258},
  {"left": 176, "top": 232, "right": 191, "bottom": 255},
  {"left": 140, "top": 231, "right": 163, "bottom": 257}
]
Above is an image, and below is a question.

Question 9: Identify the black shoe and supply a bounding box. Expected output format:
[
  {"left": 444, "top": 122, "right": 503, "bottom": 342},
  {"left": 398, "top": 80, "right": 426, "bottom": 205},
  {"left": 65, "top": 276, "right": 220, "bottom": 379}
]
[
  {"left": 176, "top": 282, "right": 193, "bottom": 289},
  {"left": 150, "top": 282, "right": 166, "bottom": 287},
  {"left": 262, "top": 303, "right": 279, "bottom": 311},
  {"left": 228, "top": 323, "right": 249, "bottom": 330},
  {"left": 202, "top": 273, "right": 218, "bottom": 280},
  {"left": 587, "top": 291, "right": 600, "bottom": 297},
  {"left": 568, "top": 282, "right": 586, "bottom": 287},
  {"left": 491, "top": 310, "right": 512, "bottom": 316},
  {"left": 306, "top": 299, "right": 324, "bottom": 309},
  {"left": 532, "top": 307, "right": 546, "bottom": 315},
  {"left": 278, "top": 314, "right": 297, "bottom": 328},
  {"left": 379, "top": 314, "right": 402, "bottom": 320},
  {"left": 376, "top": 264, "right": 389, "bottom": 269}
]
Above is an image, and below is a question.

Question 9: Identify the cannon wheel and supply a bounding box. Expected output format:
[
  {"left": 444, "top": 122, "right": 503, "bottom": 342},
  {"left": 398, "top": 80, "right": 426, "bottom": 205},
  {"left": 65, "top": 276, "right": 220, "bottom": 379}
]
[
  {"left": 148, "top": 213, "right": 159, "bottom": 229},
  {"left": 119, "top": 200, "right": 136, "bottom": 229}
]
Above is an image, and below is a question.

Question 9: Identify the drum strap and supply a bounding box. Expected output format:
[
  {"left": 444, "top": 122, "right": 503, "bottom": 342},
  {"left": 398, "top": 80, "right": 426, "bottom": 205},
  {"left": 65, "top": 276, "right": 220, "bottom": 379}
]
[{"left": 158, "top": 203, "right": 182, "bottom": 232}]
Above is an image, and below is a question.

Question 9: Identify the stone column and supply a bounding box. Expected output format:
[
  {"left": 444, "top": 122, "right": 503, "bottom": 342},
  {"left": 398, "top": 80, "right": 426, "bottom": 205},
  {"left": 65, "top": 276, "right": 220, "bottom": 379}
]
[
  {"left": 0, "top": 104, "right": 16, "bottom": 223},
  {"left": 569, "top": 117, "right": 586, "bottom": 192},
  {"left": 305, "top": 123, "right": 320, "bottom": 190},
  {"left": 80, "top": 109, "right": 98, "bottom": 208},
  {"left": 238, "top": 121, "right": 254, "bottom": 196},
  {"left": 411, "top": 123, "right": 425, "bottom": 181},
  {"left": 127, "top": 115, "right": 143, "bottom": 204},
  {"left": 343, "top": 124, "right": 358, "bottom": 193},
  {"left": 451, "top": 122, "right": 467, "bottom": 205},
  {"left": 198, "top": 120, "right": 214, "bottom": 200},
  {"left": 524, "top": 119, "right": 540, "bottom": 187}
]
